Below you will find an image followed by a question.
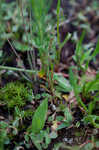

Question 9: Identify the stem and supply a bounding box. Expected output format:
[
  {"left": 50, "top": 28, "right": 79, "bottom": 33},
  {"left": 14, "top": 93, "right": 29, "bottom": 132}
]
[
  {"left": 0, "top": 66, "right": 37, "bottom": 74},
  {"left": 57, "top": 0, "right": 60, "bottom": 45},
  {"left": 56, "top": 0, "right": 61, "bottom": 64}
]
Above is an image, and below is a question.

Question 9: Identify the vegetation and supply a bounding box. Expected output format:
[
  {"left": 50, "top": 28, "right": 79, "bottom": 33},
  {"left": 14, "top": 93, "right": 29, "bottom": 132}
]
[
  {"left": 0, "top": 82, "right": 32, "bottom": 108},
  {"left": 0, "top": 0, "right": 99, "bottom": 150}
]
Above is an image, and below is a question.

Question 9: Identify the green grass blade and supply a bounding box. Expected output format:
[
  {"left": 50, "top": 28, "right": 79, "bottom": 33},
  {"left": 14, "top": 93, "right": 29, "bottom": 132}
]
[
  {"left": 69, "top": 67, "right": 88, "bottom": 112},
  {"left": 59, "top": 33, "right": 71, "bottom": 49},
  {"left": 75, "top": 31, "right": 85, "bottom": 57},
  {"left": 84, "top": 78, "right": 99, "bottom": 94},
  {"left": 92, "top": 39, "right": 99, "bottom": 58}
]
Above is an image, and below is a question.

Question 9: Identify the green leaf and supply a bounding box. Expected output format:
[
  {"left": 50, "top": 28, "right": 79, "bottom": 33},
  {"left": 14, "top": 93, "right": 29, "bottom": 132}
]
[
  {"left": 14, "top": 41, "right": 31, "bottom": 51},
  {"left": 69, "top": 67, "right": 79, "bottom": 95},
  {"left": 0, "top": 121, "right": 8, "bottom": 150},
  {"left": 30, "top": 0, "right": 52, "bottom": 21},
  {"left": 91, "top": 39, "right": 99, "bottom": 58},
  {"left": 69, "top": 67, "right": 88, "bottom": 112},
  {"left": 88, "top": 101, "right": 95, "bottom": 115},
  {"left": 84, "top": 78, "right": 99, "bottom": 94},
  {"left": 80, "top": 49, "right": 92, "bottom": 65},
  {"left": 56, "top": 122, "right": 70, "bottom": 130},
  {"left": 83, "top": 115, "right": 99, "bottom": 128},
  {"left": 59, "top": 33, "right": 71, "bottom": 49},
  {"left": 75, "top": 31, "right": 85, "bottom": 58},
  {"left": 53, "top": 73, "right": 72, "bottom": 92},
  {"left": 32, "top": 98, "right": 48, "bottom": 133},
  {"left": 30, "top": 133, "right": 42, "bottom": 150},
  {"left": 49, "top": 132, "right": 57, "bottom": 139},
  {"left": 84, "top": 40, "right": 99, "bottom": 70},
  {"left": 64, "top": 107, "right": 72, "bottom": 123}
]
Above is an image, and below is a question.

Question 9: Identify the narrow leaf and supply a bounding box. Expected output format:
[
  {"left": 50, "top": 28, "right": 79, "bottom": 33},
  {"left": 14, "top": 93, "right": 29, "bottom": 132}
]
[
  {"left": 69, "top": 67, "right": 78, "bottom": 95},
  {"left": 59, "top": 33, "right": 71, "bottom": 49},
  {"left": 85, "top": 78, "right": 99, "bottom": 94},
  {"left": 75, "top": 31, "right": 85, "bottom": 57},
  {"left": 91, "top": 39, "right": 99, "bottom": 58}
]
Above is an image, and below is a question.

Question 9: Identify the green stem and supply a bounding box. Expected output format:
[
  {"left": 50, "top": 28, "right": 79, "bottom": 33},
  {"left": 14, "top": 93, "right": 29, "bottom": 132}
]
[
  {"left": 0, "top": 65, "right": 37, "bottom": 74},
  {"left": 56, "top": 0, "right": 61, "bottom": 63},
  {"left": 57, "top": 0, "right": 60, "bottom": 45}
]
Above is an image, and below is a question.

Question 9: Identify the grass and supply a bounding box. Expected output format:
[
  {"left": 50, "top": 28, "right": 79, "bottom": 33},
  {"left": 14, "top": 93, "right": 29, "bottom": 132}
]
[{"left": 0, "top": 0, "right": 99, "bottom": 150}]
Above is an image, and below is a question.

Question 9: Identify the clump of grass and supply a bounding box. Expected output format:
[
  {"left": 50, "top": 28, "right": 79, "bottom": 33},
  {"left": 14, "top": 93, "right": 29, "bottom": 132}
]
[
  {"left": 0, "top": 82, "right": 31, "bottom": 108},
  {"left": 69, "top": 31, "right": 99, "bottom": 128},
  {"left": 0, "top": 0, "right": 71, "bottom": 86}
]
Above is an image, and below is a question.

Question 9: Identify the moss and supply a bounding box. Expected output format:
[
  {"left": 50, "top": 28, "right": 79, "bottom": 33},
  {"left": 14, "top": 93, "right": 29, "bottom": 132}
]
[
  {"left": 0, "top": 82, "right": 31, "bottom": 109},
  {"left": 24, "top": 109, "right": 34, "bottom": 118}
]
